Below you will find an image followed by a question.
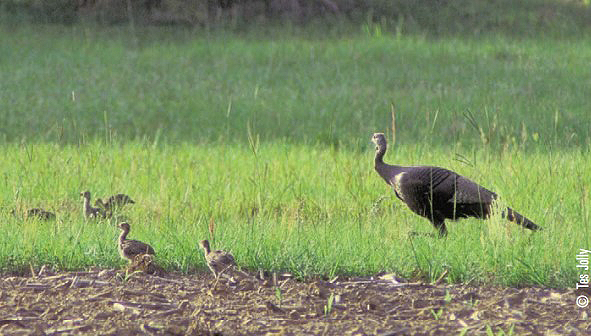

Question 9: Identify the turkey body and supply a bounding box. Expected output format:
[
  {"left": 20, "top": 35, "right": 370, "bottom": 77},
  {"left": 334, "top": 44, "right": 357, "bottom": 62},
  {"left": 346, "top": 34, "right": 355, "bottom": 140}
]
[
  {"left": 27, "top": 208, "right": 56, "bottom": 220},
  {"left": 371, "top": 133, "right": 540, "bottom": 236},
  {"left": 80, "top": 191, "right": 106, "bottom": 219},
  {"left": 96, "top": 194, "right": 135, "bottom": 211},
  {"left": 199, "top": 240, "right": 236, "bottom": 278},
  {"left": 118, "top": 222, "right": 155, "bottom": 262}
]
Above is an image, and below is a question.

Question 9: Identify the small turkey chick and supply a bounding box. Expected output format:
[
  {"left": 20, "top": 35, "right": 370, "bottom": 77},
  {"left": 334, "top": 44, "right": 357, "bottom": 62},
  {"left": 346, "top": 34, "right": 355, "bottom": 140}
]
[
  {"left": 27, "top": 208, "right": 56, "bottom": 220},
  {"left": 96, "top": 193, "right": 135, "bottom": 211},
  {"left": 80, "top": 191, "right": 106, "bottom": 219},
  {"left": 118, "top": 222, "right": 155, "bottom": 262},
  {"left": 199, "top": 240, "right": 237, "bottom": 279}
]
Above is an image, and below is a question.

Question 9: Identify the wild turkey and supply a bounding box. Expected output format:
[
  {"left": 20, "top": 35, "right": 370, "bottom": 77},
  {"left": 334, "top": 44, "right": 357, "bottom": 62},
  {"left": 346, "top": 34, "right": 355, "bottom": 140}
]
[
  {"left": 117, "top": 222, "right": 156, "bottom": 262},
  {"left": 199, "top": 240, "right": 237, "bottom": 279},
  {"left": 371, "top": 133, "right": 540, "bottom": 237},
  {"left": 95, "top": 194, "right": 135, "bottom": 212},
  {"left": 80, "top": 191, "right": 106, "bottom": 219},
  {"left": 27, "top": 208, "right": 56, "bottom": 221}
]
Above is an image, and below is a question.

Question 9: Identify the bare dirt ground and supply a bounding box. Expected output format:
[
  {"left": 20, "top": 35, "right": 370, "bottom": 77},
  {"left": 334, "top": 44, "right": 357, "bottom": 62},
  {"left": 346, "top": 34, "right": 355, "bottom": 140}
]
[{"left": 0, "top": 267, "right": 589, "bottom": 335}]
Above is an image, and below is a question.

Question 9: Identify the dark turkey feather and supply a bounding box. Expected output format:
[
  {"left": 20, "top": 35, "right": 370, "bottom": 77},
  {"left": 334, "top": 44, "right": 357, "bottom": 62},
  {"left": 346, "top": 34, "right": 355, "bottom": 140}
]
[
  {"left": 371, "top": 133, "right": 541, "bottom": 236},
  {"left": 96, "top": 193, "right": 135, "bottom": 211}
]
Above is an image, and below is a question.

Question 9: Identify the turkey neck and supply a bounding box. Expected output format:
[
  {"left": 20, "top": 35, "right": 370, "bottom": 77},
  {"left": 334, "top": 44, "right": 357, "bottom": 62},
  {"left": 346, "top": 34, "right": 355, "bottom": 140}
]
[
  {"left": 83, "top": 196, "right": 92, "bottom": 212},
  {"left": 374, "top": 143, "right": 401, "bottom": 184},
  {"left": 374, "top": 144, "right": 390, "bottom": 180},
  {"left": 119, "top": 228, "right": 129, "bottom": 244},
  {"left": 202, "top": 244, "right": 211, "bottom": 255},
  {"left": 374, "top": 143, "right": 386, "bottom": 167}
]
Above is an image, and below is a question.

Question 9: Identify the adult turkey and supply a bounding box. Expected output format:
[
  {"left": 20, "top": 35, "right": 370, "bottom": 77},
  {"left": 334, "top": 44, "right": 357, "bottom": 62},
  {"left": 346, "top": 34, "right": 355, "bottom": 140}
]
[{"left": 371, "top": 133, "right": 540, "bottom": 237}]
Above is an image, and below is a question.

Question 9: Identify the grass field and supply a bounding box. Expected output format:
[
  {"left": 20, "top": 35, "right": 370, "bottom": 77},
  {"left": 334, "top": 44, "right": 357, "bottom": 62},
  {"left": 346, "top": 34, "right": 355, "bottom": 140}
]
[
  {"left": 2, "top": 25, "right": 590, "bottom": 147},
  {"left": 0, "top": 24, "right": 590, "bottom": 287}
]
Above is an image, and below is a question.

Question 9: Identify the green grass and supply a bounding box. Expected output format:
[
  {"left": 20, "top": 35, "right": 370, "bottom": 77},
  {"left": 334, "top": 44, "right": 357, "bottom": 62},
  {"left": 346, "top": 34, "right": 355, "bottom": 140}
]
[
  {"left": 1, "top": 25, "right": 590, "bottom": 148},
  {"left": 0, "top": 141, "right": 588, "bottom": 287},
  {"left": 0, "top": 24, "right": 590, "bottom": 287}
]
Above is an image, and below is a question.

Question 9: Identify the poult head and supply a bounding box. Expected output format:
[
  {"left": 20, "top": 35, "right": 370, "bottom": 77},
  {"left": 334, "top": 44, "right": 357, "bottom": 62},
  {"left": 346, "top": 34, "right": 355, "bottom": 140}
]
[
  {"left": 199, "top": 240, "right": 210, "bottom": 250},
  {"left": 80, "top": 191, "right": 91, "bottom": 199},
  {"left": 371, "top": 133, "right": 387, "bottom": 149}
]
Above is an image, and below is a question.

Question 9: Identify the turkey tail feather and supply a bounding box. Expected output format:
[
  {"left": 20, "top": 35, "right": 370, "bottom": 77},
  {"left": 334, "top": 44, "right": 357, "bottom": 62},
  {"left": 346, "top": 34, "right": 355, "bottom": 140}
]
[{"left": 506, "top": 207, "right": 541, "bottom": 231}]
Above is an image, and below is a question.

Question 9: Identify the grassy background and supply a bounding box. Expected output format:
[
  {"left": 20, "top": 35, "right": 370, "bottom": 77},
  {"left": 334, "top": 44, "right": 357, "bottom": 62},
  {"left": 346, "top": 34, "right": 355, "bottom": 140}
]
[
  {"left": 1, "top": 25, "right": 590, "bottom": 148},
  {"left": 0, "top": 22, "right": 590, "bottom": 287}
]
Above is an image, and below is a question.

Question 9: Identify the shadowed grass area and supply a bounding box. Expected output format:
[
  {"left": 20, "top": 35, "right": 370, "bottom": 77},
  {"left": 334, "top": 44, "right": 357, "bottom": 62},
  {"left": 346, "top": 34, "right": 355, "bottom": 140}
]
[
  {"left": 0, "top": 141, "right": 588, "bottom": 287},
  {"left": 0, "top": 25, "right": 590, "bottom": 148}
]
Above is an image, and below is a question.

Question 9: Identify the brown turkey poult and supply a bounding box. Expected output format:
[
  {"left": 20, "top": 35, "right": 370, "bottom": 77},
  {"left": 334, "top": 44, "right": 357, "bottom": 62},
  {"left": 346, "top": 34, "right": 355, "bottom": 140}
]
[
  {"left": 95, "top": 194, "right": 135, "bottom": 211},
  {"left": 371, "top": 132, "right": 541, "bottom": 237},
  {"left": 127, "top": 253, "right": 165, "bottom": 275},
  {"left": 27, "top": 208, "right": 56, "bottom": 220},
  {"left": 199, "top": 240, "right": 237, "bottom": 278},
  {"left": 118, "top": 222, "right": 155, "bottom": 262},
  {"left": 80, "top": 191, "right": 106, "bottom": 219}
]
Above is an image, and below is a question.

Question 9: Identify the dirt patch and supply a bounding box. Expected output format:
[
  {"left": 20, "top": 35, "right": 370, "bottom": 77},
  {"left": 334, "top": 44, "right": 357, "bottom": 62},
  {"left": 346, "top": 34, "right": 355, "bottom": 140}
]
[{"left": 0, "top": 269, "right": 588, "bottom": 335}]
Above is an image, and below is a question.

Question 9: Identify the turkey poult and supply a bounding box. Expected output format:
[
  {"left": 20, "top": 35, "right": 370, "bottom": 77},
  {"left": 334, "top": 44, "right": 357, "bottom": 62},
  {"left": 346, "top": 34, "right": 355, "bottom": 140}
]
[
  {"left": 95, "top": 194, "right": 135, "bottom": 211},
  {"left": 27, "top": 208, "right": 56, "bottom": 220},
  {"left": 371, "top": 133, "right": 541, "bottom": 237},
  {"left": 199, "top": 240, "right": 237, "bottom": 278},
  {"left": 80, "top": 191, "right": 106, "bottom": 219},
  {"left": 117, "top": 222, "right": 156, "bottom": 262},
  {"left": 127, "top": 253, "right": 165, "bottom": 275}
]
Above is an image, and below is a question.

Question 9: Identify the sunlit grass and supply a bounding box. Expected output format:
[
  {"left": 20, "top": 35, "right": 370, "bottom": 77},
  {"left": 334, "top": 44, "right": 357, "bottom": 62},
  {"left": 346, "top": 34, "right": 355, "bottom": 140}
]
[
  {"left": 0, "top": 141, "right": 588, "bottom": 288},
  {"left": 0, "top": 24, "right": 589, "bottom": 286}
]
